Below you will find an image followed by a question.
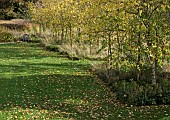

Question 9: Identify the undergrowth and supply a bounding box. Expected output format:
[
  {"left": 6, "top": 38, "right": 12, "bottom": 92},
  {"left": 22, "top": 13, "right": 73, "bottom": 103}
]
[
  {"left": 44, "top": 43, "right": 107, "bottom": 60},
  {"left": 93, "top": 62, "right": 170, "bottom": 106}
]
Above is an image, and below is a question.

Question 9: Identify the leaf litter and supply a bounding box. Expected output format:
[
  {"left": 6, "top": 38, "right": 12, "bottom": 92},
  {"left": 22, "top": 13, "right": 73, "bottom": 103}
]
[{"left": 0, "top": 43, "right": 169, "bottom": 120}]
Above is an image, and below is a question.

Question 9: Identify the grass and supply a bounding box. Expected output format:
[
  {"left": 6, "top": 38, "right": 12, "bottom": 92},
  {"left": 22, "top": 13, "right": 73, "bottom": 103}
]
[
  {"left": 0, "top": 19, "right": 42, "bottom": 44},
  {"left": 0, "top": 43, "right": 170, "bottom": 120}
]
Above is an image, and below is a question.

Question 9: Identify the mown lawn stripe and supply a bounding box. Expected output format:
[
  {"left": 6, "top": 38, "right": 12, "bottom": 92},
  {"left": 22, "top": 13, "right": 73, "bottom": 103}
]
[{"left": 0, "top": 43, "right": 169, "bottom": 120}]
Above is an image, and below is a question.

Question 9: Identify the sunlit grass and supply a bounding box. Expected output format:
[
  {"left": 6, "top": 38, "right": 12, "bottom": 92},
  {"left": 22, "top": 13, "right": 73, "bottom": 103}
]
[{"left": 0, "top": 43, "right": 169, "bottom": 120}]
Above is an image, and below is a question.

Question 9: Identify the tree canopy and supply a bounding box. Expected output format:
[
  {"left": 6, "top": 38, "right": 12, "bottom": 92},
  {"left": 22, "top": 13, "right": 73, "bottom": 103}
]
[
  {"left": 0, "top": 0, "right": 39, "bottom": 19},
  {"left": 29, "top": 0, "right": 170, "bottom": 85}
]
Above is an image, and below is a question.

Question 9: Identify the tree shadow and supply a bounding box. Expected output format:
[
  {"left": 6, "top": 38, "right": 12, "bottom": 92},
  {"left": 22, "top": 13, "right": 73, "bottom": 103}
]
[
  {"left": 0, "top": 73, "right": 94, "bottom": 109},
  {"left": 0, "top": 44, "right": 48, "bottom": 60},
  {"left": 0, "top": 72, "right": 105, "bottom": 120},
  {"left": 0, "top": 60, "right": 100, "bottom": 119},
  {"left": 0, "top": 43, "right": 111, "bottom": 119}
]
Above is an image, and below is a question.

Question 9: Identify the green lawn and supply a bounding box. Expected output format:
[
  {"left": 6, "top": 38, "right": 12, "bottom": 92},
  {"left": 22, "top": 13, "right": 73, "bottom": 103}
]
[{"left": 0, "top": 43, "right": 169, "bottom": 120}]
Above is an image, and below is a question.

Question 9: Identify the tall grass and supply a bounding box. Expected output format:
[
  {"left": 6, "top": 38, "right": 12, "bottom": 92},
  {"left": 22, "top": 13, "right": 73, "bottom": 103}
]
[{"left": 0, "top": 19, "right": 44, "bottom": 43}]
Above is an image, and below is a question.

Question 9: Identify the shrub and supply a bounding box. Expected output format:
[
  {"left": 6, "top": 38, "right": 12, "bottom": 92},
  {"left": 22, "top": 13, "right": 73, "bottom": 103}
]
[
  {"left": 29, "top": 34, "right": 42, "bottom": 43},
  {"left": 111, "top": 80, "right": 170, "bottom": 106},
  {"left": 93, "top": 62, "right": 170, "bottom": 106},
  {"left": 160, "top": 116, "right": 170, "bottom": 120},
  {"left": 0, "top": 32, "right": 15, "bottom": 42},
  {"left": 45, "top": 44, "right": 59, "bottom": 52}
]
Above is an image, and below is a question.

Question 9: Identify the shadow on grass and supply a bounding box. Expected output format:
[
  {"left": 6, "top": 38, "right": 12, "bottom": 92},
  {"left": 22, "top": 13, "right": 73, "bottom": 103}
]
[
  {"left": 0, "top": 43, "right": 170, "bottom": 119},
  {"left": 0, "top": 43, "right": 99, "bottom": 119},
  {"left": 0, "top": 44, "right": 48, "bottom": 59},
  {"left": 0, "top": 54, "right": 98, "bottom": 119},
  {"left": 0, "top": 73, "right": 94, "bottom": 109},
  {"left": 0, "top": 72, "right": 99, "bottom": 119}
]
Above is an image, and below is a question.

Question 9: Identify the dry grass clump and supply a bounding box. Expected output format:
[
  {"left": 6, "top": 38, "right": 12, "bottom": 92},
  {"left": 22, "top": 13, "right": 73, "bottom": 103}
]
[
  {"left": 56, "top": 43, "right": 108, "bottom": 60},
  {"left": 0, "top": 19, "right": 43, "bottom": 42}
]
